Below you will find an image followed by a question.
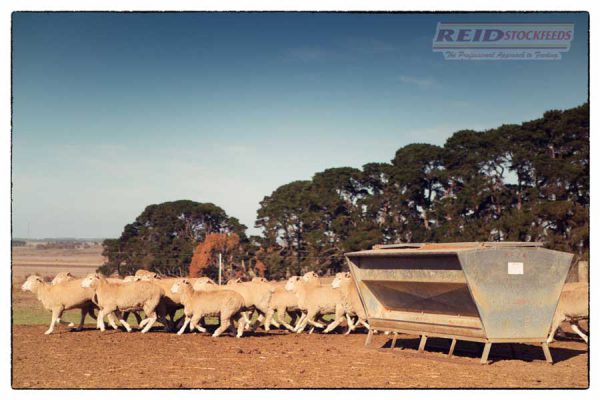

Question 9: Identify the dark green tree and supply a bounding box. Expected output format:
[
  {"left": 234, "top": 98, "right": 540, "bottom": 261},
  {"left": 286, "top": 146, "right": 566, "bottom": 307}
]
[{"left": 99, "top": 200, "right": 247, "bottom": 276}]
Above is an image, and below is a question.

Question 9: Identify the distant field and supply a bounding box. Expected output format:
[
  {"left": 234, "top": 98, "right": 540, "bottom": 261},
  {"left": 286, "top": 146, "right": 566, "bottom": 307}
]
[{"left": 12, "top": 242, "right": 104, "bottom": 281}]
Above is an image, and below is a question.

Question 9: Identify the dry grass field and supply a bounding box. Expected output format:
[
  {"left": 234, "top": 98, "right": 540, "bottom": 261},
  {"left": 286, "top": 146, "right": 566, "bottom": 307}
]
[{"left": 12, "top": 242, "right": 103, "bottom": 281}]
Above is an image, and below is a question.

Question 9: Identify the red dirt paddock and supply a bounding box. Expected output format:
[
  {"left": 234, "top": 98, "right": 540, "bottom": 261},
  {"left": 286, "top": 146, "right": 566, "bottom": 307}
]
[{"left": 12, "top": 325, "right": 588, "bottom": 389}]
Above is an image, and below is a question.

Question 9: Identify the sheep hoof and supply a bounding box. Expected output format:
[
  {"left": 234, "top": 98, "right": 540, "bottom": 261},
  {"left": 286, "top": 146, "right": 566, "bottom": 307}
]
[
  {"left": 68, "top": 322, "right": 75, "bottom": 327},
  {"left": 44, "top": 330, "right": 52, "bottom": 335}
]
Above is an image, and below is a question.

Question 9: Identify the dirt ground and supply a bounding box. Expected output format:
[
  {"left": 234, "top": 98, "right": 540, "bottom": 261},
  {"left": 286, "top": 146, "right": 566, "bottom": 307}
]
[{"left": 12, "top": 324, "right": 588, "bottom": 389}]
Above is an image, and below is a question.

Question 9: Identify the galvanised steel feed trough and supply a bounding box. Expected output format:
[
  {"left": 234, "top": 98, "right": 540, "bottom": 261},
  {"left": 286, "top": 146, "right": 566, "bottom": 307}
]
[{"left": 345, "top": 242, "right": 574, "bottom": 363}]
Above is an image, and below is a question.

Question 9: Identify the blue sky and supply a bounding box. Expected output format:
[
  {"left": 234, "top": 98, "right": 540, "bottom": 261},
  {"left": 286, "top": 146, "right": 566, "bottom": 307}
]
[{"left": 12, "top": 12, "right": 588, "bottom": 238}]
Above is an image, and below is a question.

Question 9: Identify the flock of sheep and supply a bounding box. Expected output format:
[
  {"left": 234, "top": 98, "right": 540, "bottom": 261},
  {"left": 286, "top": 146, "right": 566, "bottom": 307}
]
[
  {"left": 20, "top": 269, "right": 588, "bottom": 345},
  {"left": 20, "top": 269, "right": 369, "bottom": 337}
]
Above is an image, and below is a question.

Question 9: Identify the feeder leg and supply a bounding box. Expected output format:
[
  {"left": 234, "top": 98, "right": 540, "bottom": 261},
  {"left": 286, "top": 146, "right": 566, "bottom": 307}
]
[
  {"left": 418, "top": 335, "right": 427, "bottom": 353},
  {"left": 391, "top": 332, "right": 398, "bottom": 349},
  {"left": 481, "top": 343, "right": 492, "bottom": 364},
  {"left": 447, "top": 338, "right": 457, "bottom": 358},
  {"left": 365, "top": 329, "right": 374, "bottom": 346},
  {"left": 541, "top": 342, "right": 554, "bottom": 364}
]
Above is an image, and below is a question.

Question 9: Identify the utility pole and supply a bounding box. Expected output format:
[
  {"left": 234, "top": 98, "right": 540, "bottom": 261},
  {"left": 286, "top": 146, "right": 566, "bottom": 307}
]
[{"left": 218, "top": 252, "right": 222, "bottom": 285}]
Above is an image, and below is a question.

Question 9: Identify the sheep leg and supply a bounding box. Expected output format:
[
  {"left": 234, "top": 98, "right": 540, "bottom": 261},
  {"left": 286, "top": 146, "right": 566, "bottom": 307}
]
[
  {"left": 242, "top": 311, "right": 253, "bottom": 330},
  {"left": 194, "top": 322, "right": 207, "bottom": 333},
  {"left": 106, "top": 313, "right": 119, "bottom": 330},
  {"left": 45, "top": 308, "right": 62, "bottom": 335},
  {"left": 74, "top": 307, "right": 88, "bottom": 331},
  {"left": 294, "top": 312, "right": 307, "bottom": 332},
  {"left": 571, "top": 323, "right": 589, "bottom": 343},
  {"left": 289, "top": 311, "right": 303, "bottom": 330},
  {"left": 264, "top": 308, "right": 276, "bottom": 331},
  {"left": 213, "top": 314, "right": 232, "bottom": 337},
  {"left": 547, "top": 315, "right": 563, "bottom": 343},
  {"left": 178, "top": 316, "right": 191, "bottom": 335},
  {"left": 277, "top": 308, "right": 296, "bottom": 331},
  {"left": 236, "top": 315, "right": 245, "bottom": 338},
  {"left": 294, "top": 313, "right": 308, "bottom": 333},
  {"left": 189, "top": 314, "right": 204, "bottom": 333},
  {"left": 115, "top": 310, "right": 132, "bottom": 332},
  {"left": 298, "top": 310, "right": 322, "bottom": 333},
  {"left": 306, "top": 311, "right": 325, "bottom": 329},
  {"left": 249, "top": 313, "right": 265, "bottom": 331},
  {"left": 324, "top": 307, "right": 346, "bottom": 333},
  {"left": 55, "top": 317, "right": 74, "bottom": 327},
  {"left": 96, "top": 309, "right": 107, "bottom": 332},
  {"left": 87, "top": 306, "right": 98, "bottom": 321},
  {"left": 358, "top": 318, "right": 370, "bottom": 330},
  {"left": 345, "top": 315, "right": 356, "bottom": 335},
  {"left": 141, "top": 310, "right": 157, "bottom": 334}
]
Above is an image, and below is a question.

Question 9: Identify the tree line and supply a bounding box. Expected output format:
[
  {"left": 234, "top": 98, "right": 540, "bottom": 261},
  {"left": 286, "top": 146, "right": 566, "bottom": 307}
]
[{"left": 101, "top": 103, "right": 589, "bottom": 279}]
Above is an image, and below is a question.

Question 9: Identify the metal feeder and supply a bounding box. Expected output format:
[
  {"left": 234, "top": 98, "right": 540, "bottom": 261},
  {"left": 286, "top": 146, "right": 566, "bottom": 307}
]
[{"left": 345, "top": 242, "right": 574, "bottom": 364}]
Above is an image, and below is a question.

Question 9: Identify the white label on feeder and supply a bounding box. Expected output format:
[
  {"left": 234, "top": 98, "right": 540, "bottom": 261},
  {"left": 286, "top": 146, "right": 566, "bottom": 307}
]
[{"left": 508, "top": 262, "right": 524, "bottom": 275}]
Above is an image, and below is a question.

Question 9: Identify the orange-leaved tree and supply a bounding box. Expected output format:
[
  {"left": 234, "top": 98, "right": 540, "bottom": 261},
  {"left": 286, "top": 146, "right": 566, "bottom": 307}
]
[{"left": 188, "top": 233, "right": 241, "bottom": 279}]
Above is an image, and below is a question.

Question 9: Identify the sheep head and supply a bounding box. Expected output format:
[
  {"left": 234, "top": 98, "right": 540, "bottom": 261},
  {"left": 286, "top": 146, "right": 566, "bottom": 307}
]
[
  {"left": 332, "top": 272, "right": 352, "bottom": 288},
  {"left": 52, "top": 271, "right": 75, "bottom": 285},
  {"left": 302, "top": 271, "right": 319, "bottom": 282},
  {"left": 285, "top": 276, "right": 301, "bottom": 292},
  {"left": 171, "top": 279, "right": 191, "bottom": 294},
  {"left": 81, "top": 273, "right": 102, "bottom": 288},
  {"left": 134, "top": 269, "right": 158, "bottom": 279},
  {"left": 227, "top": 278, "right": 242, "bottom": 285},
  {"left": 193, "top": 277, "right": 216, "bottom": 291},
  {"left": 22, "top": 275, "right": 43, "bottom": 292}
]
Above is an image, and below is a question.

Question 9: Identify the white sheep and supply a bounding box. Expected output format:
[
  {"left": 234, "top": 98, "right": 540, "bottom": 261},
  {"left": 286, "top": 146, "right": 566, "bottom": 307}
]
[
  {"left": 21, "top": 275, "right": 98, "bottom": 334},
  {"left": 195, "top": 277, "right": 275, "bottom": 331},
  {"left": 263, "top": 284, "right": 304, "bottom": 332},
  {"left": 171, "top": 279, "right": 246, "bottom": 337},
  {"left": 81, "top": 273, "right": 168, "bottom": 333},
  {"left": 285, "top": 273, "right": 345, "bottom": 334},
  {"left": 326, "top": 272, "right": 370, "bottom": 334},
  {"left": 51, "top": 271, "right": 75, "bottom": 285},
  {"left": 548, "top": 282, "right": 588, "bottom": 343}
]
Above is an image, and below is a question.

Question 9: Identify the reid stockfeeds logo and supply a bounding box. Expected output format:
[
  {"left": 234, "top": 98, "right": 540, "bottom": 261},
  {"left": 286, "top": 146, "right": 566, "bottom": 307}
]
[{"left": 433, "top": 23, "right": 574, "bottom": 60}]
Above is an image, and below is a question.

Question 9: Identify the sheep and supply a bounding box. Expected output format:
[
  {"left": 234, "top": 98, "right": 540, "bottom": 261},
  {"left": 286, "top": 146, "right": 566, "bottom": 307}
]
[
  {"left": 194, "top": 277, "right": 275, "bottom": 331},
  {"left": 285, "top": 273, "right": 345, "bottom": 334},
  {"left": 134, "top": 275, "right": 192, "bottom": 330},
  {"left": 134, "top": 269, "right": 159, "bottom": 279},
  {"left": 228, "top": 279, "right": 276, "bottom": 330},
  {"left": 263, "top": 275, "right": 319, "bottom": 332},
  {"left": 51, "top": 271, "right": 75, "bottom": 285},
  {"left": 170, "top": 279, "right": 246, "bottom": 337},
  {"left": 547, "top": 282, "right": 588, "bottom": 343},
  {"left": 263, "top": 285, "right": 304, "bottom": 332},
  {"left": 95, "top": 276, "right": 145, "bottom": 327},
  {"left": 21, "top": 275, "right": 99, "bottom": 334},
  {"left": 326, "top": 272, "right": 370, "bottom": 334},
  {"left": 81, "top": 272, "right": 168, "bottom": 333}
]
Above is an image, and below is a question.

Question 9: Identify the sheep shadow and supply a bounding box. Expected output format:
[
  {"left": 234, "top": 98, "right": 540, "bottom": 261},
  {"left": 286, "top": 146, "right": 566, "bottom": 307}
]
[{"left": 382, "top": 336, "right": 586, "bottom": 364}]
